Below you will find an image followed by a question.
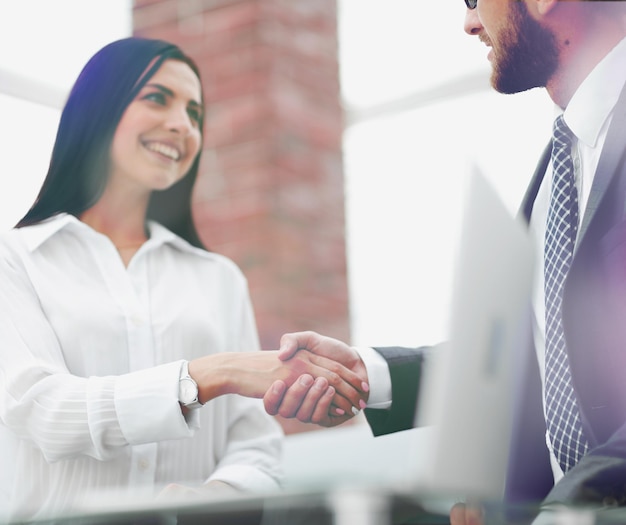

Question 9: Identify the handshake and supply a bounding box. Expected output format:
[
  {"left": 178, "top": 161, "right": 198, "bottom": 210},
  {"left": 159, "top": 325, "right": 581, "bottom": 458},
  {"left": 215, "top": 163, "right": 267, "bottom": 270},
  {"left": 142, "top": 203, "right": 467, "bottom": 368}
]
[{"left": 188, "top": 331, "right": 370, "bottom": 427}]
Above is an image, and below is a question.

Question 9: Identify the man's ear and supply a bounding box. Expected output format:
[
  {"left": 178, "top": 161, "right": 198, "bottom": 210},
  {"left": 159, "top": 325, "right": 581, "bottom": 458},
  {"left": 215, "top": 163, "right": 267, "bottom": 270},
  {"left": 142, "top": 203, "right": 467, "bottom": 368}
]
[{"left": 534, "top": 0, "right": 558, "bottom": 17}]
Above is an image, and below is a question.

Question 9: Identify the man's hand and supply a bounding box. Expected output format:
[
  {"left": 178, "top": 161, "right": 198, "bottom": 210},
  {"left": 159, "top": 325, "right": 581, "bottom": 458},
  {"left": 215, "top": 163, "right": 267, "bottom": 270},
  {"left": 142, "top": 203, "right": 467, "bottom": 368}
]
[
  {"left": 190, "top": 345, "right": 367, "bottom": 417},
  {"left": 449, "top": 502, "right": 484, "bottom": 525},
  {"left": 263, "top": 331, "right": 369, "bottom": 427}
]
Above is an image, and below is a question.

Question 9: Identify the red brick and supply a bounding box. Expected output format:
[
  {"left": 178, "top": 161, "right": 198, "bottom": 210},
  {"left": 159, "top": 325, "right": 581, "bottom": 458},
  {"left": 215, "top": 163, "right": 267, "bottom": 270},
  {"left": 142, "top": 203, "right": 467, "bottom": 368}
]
[{"left": 134, "top": 0, "right": 348, "bottom": 435}]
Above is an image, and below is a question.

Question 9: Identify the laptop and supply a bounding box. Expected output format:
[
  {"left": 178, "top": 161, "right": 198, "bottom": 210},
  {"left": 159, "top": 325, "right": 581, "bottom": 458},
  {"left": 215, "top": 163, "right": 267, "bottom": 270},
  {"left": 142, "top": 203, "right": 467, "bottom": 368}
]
[{"left": 405, "top": 166, "right": 535, "bottom": 501}]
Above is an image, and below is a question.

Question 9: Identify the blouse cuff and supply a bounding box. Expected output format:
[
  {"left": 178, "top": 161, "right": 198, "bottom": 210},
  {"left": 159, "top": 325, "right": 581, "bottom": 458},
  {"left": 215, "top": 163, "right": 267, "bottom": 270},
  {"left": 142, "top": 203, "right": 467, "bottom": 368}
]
[
  {"left": 114, "top": 361, "right": 195, "bottom": 445},
  {"left": 207, "top": 464, "right": 281, "bottom": 493},
  {"left": 354, "top": 346, "right": 392, "bottom": 409}
]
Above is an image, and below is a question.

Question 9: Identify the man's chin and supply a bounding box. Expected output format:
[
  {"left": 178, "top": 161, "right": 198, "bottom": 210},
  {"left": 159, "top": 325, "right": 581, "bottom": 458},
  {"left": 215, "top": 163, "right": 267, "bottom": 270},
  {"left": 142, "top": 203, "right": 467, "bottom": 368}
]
[{"left": 491, "top": 70, "right": 542, "bottom": 95}]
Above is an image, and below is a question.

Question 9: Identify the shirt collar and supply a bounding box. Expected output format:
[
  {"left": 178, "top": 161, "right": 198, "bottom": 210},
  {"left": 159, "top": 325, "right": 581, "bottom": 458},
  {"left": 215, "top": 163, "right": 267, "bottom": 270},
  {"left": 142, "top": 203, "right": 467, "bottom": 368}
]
[
  {"left": 563, "top": 36, "right": 626, "bottom": 147},
  {"left": 145, "top": 220, "right": 213, "bottom": 259},
  {"left": 19, "top": 213, "right": 80, "bottom": 252},
  {"left": 19, "top": 213, "right": 211, "bottom": 260}
]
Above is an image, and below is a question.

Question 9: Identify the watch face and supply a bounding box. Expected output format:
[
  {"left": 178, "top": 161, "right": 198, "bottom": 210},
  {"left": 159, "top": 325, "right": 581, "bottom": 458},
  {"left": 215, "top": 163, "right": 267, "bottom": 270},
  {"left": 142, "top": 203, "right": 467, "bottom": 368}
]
[{"left": 179, "top": 378, "right": 198, "bottom": 404}]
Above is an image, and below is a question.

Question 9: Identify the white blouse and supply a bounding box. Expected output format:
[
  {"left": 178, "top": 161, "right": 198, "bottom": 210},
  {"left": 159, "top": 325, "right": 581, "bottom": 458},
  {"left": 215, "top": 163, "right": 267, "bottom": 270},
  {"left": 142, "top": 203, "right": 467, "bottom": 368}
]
[{"left": 0, "top": 214, "right": 283, "bottom": 520}]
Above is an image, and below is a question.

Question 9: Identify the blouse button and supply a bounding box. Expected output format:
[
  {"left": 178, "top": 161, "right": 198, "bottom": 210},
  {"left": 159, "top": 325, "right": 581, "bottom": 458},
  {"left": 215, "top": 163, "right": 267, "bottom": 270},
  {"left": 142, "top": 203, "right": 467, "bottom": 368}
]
[{"left": 130, "top": 314, "right": 145, "bottom": 327}]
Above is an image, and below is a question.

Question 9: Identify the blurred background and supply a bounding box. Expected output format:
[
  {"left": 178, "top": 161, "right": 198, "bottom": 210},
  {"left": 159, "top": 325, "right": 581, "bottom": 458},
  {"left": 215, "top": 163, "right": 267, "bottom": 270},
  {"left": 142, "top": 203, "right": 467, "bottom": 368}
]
[{"left": 0, "top": 0, "right": 554, "bottom": 433}]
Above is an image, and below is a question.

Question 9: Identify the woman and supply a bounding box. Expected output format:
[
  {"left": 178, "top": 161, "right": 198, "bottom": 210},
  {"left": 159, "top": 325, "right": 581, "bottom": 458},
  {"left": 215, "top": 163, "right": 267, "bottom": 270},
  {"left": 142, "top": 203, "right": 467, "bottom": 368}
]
[{"left": 0, "top": 37, "right": 366, "bottom": 520}]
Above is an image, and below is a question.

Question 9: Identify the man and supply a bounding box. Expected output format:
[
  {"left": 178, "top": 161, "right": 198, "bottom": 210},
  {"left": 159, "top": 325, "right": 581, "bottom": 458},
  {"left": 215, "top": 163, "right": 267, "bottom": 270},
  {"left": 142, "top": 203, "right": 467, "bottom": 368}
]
[{"left": 264, "top": 0, "right": 626, "bottom": 519}]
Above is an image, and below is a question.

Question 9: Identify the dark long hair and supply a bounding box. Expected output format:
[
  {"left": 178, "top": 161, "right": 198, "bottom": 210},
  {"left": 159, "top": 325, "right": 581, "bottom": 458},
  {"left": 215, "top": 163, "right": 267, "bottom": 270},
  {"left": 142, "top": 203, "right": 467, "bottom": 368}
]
[{"left": 17, "top": 37, "right": 206, "bottom": 249}]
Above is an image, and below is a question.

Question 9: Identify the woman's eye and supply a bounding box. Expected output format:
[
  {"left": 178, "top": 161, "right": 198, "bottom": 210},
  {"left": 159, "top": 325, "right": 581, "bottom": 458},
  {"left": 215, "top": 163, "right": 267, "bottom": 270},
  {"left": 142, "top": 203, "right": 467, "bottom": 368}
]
[
  {"left": 143, "top": 92, "right": 166, "bottom": 104},
  {"left": 187, "top": 107, "right": 202, "bottom": 125}
]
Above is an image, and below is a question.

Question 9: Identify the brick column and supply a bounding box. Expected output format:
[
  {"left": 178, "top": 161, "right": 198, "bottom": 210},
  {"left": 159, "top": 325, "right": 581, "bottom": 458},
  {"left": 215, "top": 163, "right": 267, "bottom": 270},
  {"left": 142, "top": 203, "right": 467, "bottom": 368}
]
[{"left": 133, "top": 0, "right": 350, "bottom": 425}]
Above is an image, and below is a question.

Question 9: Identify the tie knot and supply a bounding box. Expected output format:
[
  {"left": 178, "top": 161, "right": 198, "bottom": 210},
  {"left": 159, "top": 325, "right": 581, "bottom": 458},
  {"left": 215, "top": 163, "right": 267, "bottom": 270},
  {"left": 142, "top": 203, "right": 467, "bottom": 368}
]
[{"left": 553, "top": 115, "right": 573, "bottom": 149}]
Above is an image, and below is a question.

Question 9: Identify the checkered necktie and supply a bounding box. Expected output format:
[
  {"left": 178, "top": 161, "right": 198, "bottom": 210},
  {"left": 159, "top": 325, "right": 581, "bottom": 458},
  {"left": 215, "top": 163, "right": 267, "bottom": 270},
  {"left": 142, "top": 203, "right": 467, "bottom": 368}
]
[{"left": 544, "top": 115, "right": 589, "bottom": 472}]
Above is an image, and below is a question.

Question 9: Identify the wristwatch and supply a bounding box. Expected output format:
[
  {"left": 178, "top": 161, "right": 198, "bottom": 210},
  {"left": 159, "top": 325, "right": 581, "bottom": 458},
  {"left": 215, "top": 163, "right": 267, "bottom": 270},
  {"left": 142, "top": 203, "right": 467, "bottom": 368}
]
[{"left": 179, "top": 361, "right": 203, "bottom": 410}]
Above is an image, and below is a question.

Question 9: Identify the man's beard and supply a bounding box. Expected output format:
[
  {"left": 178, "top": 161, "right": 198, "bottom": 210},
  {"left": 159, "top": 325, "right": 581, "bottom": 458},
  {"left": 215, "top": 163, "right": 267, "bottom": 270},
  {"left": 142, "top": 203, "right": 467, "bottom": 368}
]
[{"left": 491, "top": 2, "right": 559, "bottom": 94}]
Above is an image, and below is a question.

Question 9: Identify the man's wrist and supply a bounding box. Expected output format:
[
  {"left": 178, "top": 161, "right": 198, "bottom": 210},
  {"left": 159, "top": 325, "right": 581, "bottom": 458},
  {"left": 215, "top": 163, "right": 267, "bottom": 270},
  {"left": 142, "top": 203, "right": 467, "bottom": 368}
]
[{"left": 353, "top": 346, "right": 392, "bottom": 409}]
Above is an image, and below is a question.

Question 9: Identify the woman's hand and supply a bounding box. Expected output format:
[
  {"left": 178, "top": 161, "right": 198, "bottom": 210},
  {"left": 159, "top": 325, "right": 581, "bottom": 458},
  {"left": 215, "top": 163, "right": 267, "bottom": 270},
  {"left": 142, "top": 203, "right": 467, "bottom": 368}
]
[{"left": 158, "top": 480, "right": 238, "bottom": 502}]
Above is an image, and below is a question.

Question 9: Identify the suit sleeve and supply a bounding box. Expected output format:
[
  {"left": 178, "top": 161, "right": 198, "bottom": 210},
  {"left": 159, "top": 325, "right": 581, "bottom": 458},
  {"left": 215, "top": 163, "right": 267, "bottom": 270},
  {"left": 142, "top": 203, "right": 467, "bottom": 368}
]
[
  {"left": 539, "top": 426, "right": 626, "bottom": 508},
  {"left": 363, "top": 346, "right": 428, "bottom": 436}
]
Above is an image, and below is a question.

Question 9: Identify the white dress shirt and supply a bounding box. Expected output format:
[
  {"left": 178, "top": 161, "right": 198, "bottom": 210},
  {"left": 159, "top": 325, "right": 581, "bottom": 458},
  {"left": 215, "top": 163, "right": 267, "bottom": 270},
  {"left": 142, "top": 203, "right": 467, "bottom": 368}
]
[
  {"left": 0, "top": 214, "right": 283, "bottom": 520},
  {"left": 529, "top": 36, "right": 626, "bottom": 483},
  {"left": 359, "top": 35, "right": 626, "bottom": 484}
]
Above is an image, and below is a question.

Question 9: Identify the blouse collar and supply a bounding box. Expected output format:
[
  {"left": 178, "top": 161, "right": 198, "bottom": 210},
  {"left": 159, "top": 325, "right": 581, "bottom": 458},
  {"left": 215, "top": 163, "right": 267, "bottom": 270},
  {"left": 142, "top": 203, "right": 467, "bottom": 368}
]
[{"left": 19, "top": 213, "right": 211, "bottom": 260}]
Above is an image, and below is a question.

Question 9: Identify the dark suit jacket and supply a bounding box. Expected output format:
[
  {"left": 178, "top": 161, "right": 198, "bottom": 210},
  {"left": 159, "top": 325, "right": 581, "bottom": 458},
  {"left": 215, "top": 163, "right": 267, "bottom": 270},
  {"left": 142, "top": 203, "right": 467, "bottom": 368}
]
[{"left": 364, "top": 81, "right": 626, "bottom": 509}]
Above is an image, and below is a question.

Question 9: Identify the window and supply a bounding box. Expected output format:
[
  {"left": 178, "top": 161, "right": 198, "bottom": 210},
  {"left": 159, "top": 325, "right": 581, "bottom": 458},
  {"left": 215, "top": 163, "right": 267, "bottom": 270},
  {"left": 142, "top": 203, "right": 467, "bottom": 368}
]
[
  {"left": 339, "top": 1, "right": 554, "bottom": 345},
  {"left": 0, "top": 0, "right": 131, "bottom": 230}
]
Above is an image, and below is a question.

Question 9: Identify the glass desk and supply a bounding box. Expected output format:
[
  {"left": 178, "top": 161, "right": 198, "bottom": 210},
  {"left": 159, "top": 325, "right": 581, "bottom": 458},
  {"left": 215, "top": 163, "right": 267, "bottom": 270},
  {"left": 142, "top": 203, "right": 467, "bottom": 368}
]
[{"left": 4, "top": 485, "right": 626, "bottom": 525}]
